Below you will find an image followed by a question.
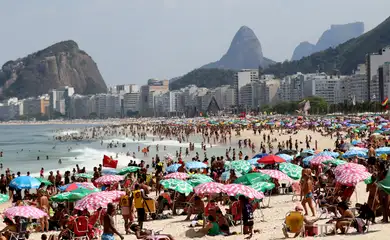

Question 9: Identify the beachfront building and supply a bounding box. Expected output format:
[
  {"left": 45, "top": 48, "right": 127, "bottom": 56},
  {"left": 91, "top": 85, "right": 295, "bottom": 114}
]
[
  {"left": 19, "top": 97, "right": 41, "bottom": 117},
  {"left": 69, "top": 95, "right": 90, "bottom": 119},
  {"left": 109, "top": 84, "right": 140, "bottom": 95},
  {"left": 234, "top": 69, "right": 259, "bottom": 107},
  {"left": 380, "top": 62, "right": 390, "bottom": 101},
  {"left": 139, "top": 79, "right": 169, "bottom": 116},
  {"left": 277, "top": 73, "right": 305, "bottom": 102},
  {"left": 48, "top": 86, "right": 74, "bottom": 117},
  {"left": 39, "top": 95, "right": 50, "bottom": 116},
  {"left": 0, "top": 98, "right": 19, "bottom": 121},
  {"left": 123, "top": 92, "right": 140, "bottom": 115},
  {"left": 366, "top": 46, "right": 390, "bottom": 102},
  {"left": 303, "top": 73, "right": 347, "bottom": 104},
  {"left": 343, "top": 64, "right": 368, "bottom": 104}
]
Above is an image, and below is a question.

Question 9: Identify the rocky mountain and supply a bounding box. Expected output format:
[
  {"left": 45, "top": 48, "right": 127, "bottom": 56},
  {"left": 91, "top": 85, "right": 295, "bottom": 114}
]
[
  {"left": 266, "top": 17, "right": 390, "bottom": 77},
  {"left": 201, "top": 26, "right": 275, "bottom": 70},
  {"left": 0, "top": 40, "right": 107, "bottom": 98},
  {"left": 291, "top": 22, "right": 364, "bottom": 61}
]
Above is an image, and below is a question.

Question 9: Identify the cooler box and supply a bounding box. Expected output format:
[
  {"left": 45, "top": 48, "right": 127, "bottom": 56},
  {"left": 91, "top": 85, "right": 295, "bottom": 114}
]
[{"left": 143, "top": 199, "right": 156, "bottom": 213}]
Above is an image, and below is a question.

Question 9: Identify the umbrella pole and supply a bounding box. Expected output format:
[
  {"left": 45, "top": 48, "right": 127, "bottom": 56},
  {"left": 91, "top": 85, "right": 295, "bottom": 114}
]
[{"left": 172, "top": 191, "right": 177, "bottom": 215}]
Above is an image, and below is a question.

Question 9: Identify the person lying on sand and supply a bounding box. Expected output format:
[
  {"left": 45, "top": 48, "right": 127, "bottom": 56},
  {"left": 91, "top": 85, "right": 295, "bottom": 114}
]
[{"left": 129, "top": 223, "right": 175, "bottom": 240}]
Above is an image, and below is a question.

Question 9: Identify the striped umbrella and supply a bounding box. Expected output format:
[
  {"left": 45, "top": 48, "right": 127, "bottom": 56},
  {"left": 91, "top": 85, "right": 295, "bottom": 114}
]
[
  {"left": 74, "top": 191, "right": 125, "bottom": 211},
  {"left": 279, "top": 163, "right": 302, "bottom": 180},
  {"left": 160, "top": 179, "right": 193, "bottom": 196},
  {"left": 259, "top": 169, "right": 293, "bottom": 182},
  {"left": 336, "top": 170, "right": 371, "bottom": 186},
  {"left": 334, "top": 163, "right": 368, "bottom": 176},
  {"left": 194, "top": 182, "right": 225, "bottom": 195},
  {"left": 118, "top": 166, "right": 141, "bottom": 175},
  {"left": 0, "top": 194, "right": 9, "bottom": 204},
  {"left": 310, "top": 155, "right": 333, "bottom": 166},
  {"left": 276, "top": 154, "right": 294, "bottom": 162},
  {"left": 4, "top": 206, "right": 47, "bottom": 219},
  {"left": 250, "top": 182, "right": 275, "bottom": 192},
  {"left": 234, "top": 172, "right": 271, "bottom": 185},
  {"left": 163, "top": 172, "right": 189, "bottom": 180},
  {"left": 322, "top": 159, "right": 347, "bottom": 166},
  {"left": 94, "top": 175, "right": 124, "bottom": 185},
  {"left": 224, "top": 160, "right": 252, "bottom": 174},
  {"left": 223, "top": 184, "right": 264, "bottom": 199}
]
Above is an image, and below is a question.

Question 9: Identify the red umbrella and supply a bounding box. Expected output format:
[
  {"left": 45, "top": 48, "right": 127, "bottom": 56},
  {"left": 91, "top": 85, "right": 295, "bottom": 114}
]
[{"left": 257, "top": 155, "right": 286, "bottom": 164}]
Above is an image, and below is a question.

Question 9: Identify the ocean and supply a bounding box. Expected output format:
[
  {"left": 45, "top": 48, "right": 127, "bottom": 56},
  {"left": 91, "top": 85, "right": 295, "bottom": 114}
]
[{"left": 0, "top": 124, "right": 236, "bottom": 176}]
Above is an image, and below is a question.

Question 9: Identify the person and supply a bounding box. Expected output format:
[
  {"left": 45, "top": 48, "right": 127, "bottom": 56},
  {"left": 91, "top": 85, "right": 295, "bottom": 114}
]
[
  {"left": 38, "top": 189, "right": 49, "bottom": 232},
  {"left": 301, "top": 168, "right": 316, "bottom": 216},
  {"left": 282, "top": 205, "right": 319, "bottom": 238},
  {"left": 239, "top": 195, "right": 255, "bottom": 238},
  {"left": 102, "top": 203, "right": 124, "bottom": 240},
  {"left": 199, "top": 215, "right": 220, "bottom": 236},
  {"left": 185, "top": 196, "right": 205, "bottom": 221},
  {"left": 119, "top": 188, "right": 133, "bottom": 234},
  {"left": 328, "top": 201, "right": 354, "bottom": 234},
  {"left": 0, "top": 218, "right": 17, "bottom": 239},
  {"left": 132, "top": 184, "right": 151, "bottom": 230},
  {"left": 129, "top": 223, "right": 175, "bottom": 239}
]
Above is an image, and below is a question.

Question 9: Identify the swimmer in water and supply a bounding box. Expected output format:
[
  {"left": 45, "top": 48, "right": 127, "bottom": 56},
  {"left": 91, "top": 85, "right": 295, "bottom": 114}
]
[
  {"left": 46, "top": 155, "right": 49, "bottom": 160},
  {"left": 37, "top": 156, "right": 40, "bottom": 160},
  {"left": 58, "top": 159, "right": 62, "bottom": 164}
]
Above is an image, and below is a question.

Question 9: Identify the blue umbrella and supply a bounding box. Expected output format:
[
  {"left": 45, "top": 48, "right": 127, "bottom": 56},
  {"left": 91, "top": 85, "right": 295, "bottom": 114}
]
[
  {"left": 302, "top": 149, "right": 315, "bottom": 154},
  {"left": 342, "top": 150, "right": 367, "bottom": 158},
  {"left": 253, "top": 153, "right": 268, "bottom": 159},
  {"left": 376, "top": 147, "right": 390, "bottom": 155},
  {"left": 316, "top": 151, "right": 339, "bottom": 158},
  {"left": 276, "top": 153, "right": 293, "bottom": 162},
  {"left": 9, "top": 176, "right": 41, "bottom": 189},
  {"left": 248, "top": 158, "right": 260, "bottom": 166},
  {"left": 102, "top": 168, "right": 118, "bottom": 175},
  {"left": 185, "top": 161, "right": 207, "bottom": 169},
  {"left": 302, "top": 155, "right": 315, "bottom": 166},
  {"left": 165, "top": 164, "right": 181, "bottom": 173},
  {"left": 220, "top": 171, "right": 242, "bottom": 181},
  {"left": 351, "top": 139, "right": 362, "bottom": 146}
]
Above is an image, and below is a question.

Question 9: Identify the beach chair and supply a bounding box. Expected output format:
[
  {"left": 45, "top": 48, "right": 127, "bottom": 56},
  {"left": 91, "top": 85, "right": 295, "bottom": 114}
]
[
  {"left": 72, "top": 216, "right": 90, "bottom": 240},
  {"left": 291, "top": 182, "right": 301, "bottom": 202},
  {"left": 261, "top": 190, "right": 272, "bottom": 208},
  {"left": 282, "top": 211, "right": 305, "bottom": 238},
  {"left": 10, "top": 217, "right": 28, "bottom": 240}
]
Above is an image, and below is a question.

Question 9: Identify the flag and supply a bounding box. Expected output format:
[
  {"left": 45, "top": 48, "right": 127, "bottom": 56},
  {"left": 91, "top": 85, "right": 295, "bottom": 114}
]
[
  {"left": 382, "top": 97, "right": 388, "bottom": 107},
  {"left": 103, "top": 155, "right": 118, "bottom": 168}
]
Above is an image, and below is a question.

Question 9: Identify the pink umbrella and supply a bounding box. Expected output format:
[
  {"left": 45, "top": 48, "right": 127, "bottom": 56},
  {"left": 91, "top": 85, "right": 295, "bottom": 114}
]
[
  {"left": 336, "top": 171, "right": 371, "bottom": 186},
  {"left": 163, "top": 172, "right": 189, "bottom": 180},
  {"left": 194, "top": 182, "right": 225, "bottom": 195},
  {"left": 94, "top": 175, "right": 124, "bottom": 185},
  {"left": 4, "top": 206, "right": 47, "bottom": 219},
  {"left": 75, "top": 191, "right": 125, "bottom": 211},
  {"left": 334, "top": 163, "right": 367, "bottom": 176},
  {"left": 223, "top": 184, "right": 264, "bottom": 199},
  {"left": 259, "top": 169, "right": 293, "bottom": 182},
  {"left": 310, "top": 155, "right": 333, "bottom": 165}
]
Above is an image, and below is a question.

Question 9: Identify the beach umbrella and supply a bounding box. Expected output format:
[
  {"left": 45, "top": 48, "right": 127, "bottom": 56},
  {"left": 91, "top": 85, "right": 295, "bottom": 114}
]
[
  {"left": 9, "top": 176, "right": 41, "bottom": 190},
  {"left": 185, "top": 161, "right": 207, "bottom": 169},
  {"left": 101, "top": 169, "right": 118, "bottom": 175},
  {"left": 234, "top": 172, "right": 271, "bottom": 185},
  {"left": 279, "top": 163, "right": 302, "bottom": 180},
  {"left": 75, "top": 173, "right": 94, "bottom": 179},
  {"left": 74, "top": 191, "right": 125, "bottom": 211},
  {"left": 223, "top": 184, "right": 264, "bottom": 200},
  {"left": 0, "top": 194, "right": 9, "bottom": 204},
  {"left": 36, "top": 178, "right": 53, "bottom": 186},
  {"left": 302, "top": 149, "right": 315, "bottom": 155},
  {"left": 302, "top": 155, "right": 315, "bottom": 166},
  {"left": 322, "top": 159, "right": 347, "bottom": 166},
  {"left": 51, "top": 188, "right": 100, "bottom": 202},
  {"left": 188, "top": 174, "right": 213, "bottom": 187},
  {"left": 220, "top": 171, "right": 242, "bottom": 181},
  {"left": 376, "top": 171, "right": 390, "bottom": 195},
  {"left": 334, "top": 163, "right": 368, "bottom": 177},
  {"left": 59, "top": 182, "right": 96, "bottom": 192},
  {"left": 165, "top": 164, "right": 181, "bottom": 173},
  {"left": 376, "top": 147, "right": 390, "bottom": 155},
  {"left": 349, "top": 147, "right": 368, "bottom": 152},
  {"left": 247, "top": 158, "right": 260, "bottom": 166},
  {"left": 249, "top": 182, "right": 275, "bottom": 192},
  {"left": 163, "top": 172, "right": 188, "bottom": 180},
  {"left": 94, "top": 175, "right": 124, "bottom": 185},
  {"left": 194, "top": 182, "right": 225, "bottom": 195},
  {"left": 276, "top": 154, "right": 294, "bottom": 162},
  {"left": 336, "top": 170, "right": 371, "bottom": 186},
  {"left": 259, "top": 170, "right": 293, "bottom": 182},
  {"left": 351, "top": 139, "right": 362, "bottom": 146},
  {"left": 224, "top": 160, "right": 252, "bottom": 174},
  {"left": 160, "top": 179, "right": 193, "bottom": 196},
  {"left": 4, "top": 206, "right": 47, "bottom": 219},
  {"left": 253, "top": 153, "right": 268, "bottom": 159},
  {"left": 316, "top": 151, "right": 339, "bottom": 158},
  {"left": 310, "top": 155, "right": 333, "bottom": 166},
  {"left": 118, "top": 166, "right": 141, "bottom": 175},
  {"left": 257, "top": 155, "right": 286, "bottom": 164},
  {"left": 342, "top": 150, "right": 367, "bottom": 158}
]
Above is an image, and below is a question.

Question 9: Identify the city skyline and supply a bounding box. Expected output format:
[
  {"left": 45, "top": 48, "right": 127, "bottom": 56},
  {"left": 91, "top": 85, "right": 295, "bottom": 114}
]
[{"left": 0, "top": 0, "right": 390, "bottom": 85}]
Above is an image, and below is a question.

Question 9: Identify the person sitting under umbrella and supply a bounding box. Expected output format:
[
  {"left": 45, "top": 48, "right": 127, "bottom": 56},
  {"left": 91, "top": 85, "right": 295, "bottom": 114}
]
[
  {"left": 0, "top": 218, "right": 17, "bottom": 240},
  {"left": 129, "top": 223, "right": 175, "bottom": 239},
  {"left": 184, "top": 196, "right": 204, "bottom": 221}
]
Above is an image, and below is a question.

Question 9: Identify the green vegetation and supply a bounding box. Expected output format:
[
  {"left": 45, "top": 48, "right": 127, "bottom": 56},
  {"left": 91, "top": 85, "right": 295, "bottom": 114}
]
[
  {"left": 170, "top": 68, "right": 236, "bottom": 90},
  {"left": 265, "top": 16, "right": 390, "bottom": 77}
]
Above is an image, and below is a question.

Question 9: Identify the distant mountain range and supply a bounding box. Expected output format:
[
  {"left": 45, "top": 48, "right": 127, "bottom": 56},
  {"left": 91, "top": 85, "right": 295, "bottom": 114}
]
[
  {"left": 265, "top": 16, "right": 390, "bottom": 77},
  {"left": 291, "top": 22, "right": 364, "bottom": 61},
  {"left": 0, "top": 40, "right": 107, "bottom": 98}
]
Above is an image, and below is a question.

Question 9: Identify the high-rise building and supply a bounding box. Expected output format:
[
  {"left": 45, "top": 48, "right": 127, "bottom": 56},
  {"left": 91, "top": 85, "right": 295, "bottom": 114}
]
[
  {"left": 234, "top": 69, "right": 259, "bottom": 106},
  {"left": 123, "top": 92, "right": 140, "bottom": 114},
  {"left": 366, "top": 46, "right": 390, "bottom": 101},
  {"left": 139, "top": 79, "right": 169, "bottom": 116}
]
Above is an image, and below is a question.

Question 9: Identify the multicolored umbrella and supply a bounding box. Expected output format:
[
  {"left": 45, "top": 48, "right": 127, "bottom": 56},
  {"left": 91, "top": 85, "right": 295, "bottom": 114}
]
[
  {"left": 185, "top": 161, "right": 207, "bottom": 169},
  {"left": 224, "top": 160, "right": 252, "bottom": 174},
  {"left": 250, "top": 182, "right": 275, "bottom": 192},
  {"left": 51, "top": 188, "right": 100, "bottom": 202},
  {"left": 316, "top": 151, "right": 339, "bottom": 158},
  {"left": 257, "top": 155, "right": 286, "bottom": 164},
  {"left": 59, "top": 182, "right": 96, "bottom": 192},
  {"left": 194, "top": 182, "right": 225, "bottom": 195},
  {"left": 279, "top": 163, "right": 303, "bottom": 180},
  {"left": 0, "top": 194, "right": 9, "bottom": 204},
  {"left": 220, "top": 171, "right": 242, "bottom": 181},
  {"left": 118, "top": 166, "right": 141, "bottom": 175},
  {"left": 276, "top": 154, "right": 293, "bottom": 162},
  {"left": 334, "top": 163, "right": 368, "bottom": 176},
  {"left": 259, "top": 169, "right": 293, "bottom": 182},
  {"left": 94, "top": 175, "right": 124, "bottom": 185},
  {"left": 376, "top": 147, "right": 390, "bottom": 155},
  {"left": 223, "top": 184, "right": 264, "bottom": 199},
  {"left": 234, "top": 172, "right": 271, "bottom": 185},
  {"left": 334, "top": 163, "right": 371, "bottom": 186},
  {"left": 310, "top": 155, "right": 333, "bottom": 165},
  {"left": 101, "top": 169, "right": 118, "bottom": 175},
  {"left": 4, "top": 206, "right": 47, "bottom": 219},
  {"left": 36, "top": 178, "right": 53, "bottom": 186},
  {"left": 10, "top": 176, "right": 41, "bottom": 189},
  {"left": 163, "top": 172, "right": 189, "bottom": 180},
  {"left": 74, "top": 191, "right": 125, "bottom": 211},
  {"left": 342, "top": 150, "right": 367, "bottom": 158},
  {"left": 160, "top": 179, "right": 193, "bottom": 196},
  {"left": 75, "top": 173, "right": 94, "bottom": 179},
  {"left": 188, "top": 174, "right": 214, "bottom": 187}
]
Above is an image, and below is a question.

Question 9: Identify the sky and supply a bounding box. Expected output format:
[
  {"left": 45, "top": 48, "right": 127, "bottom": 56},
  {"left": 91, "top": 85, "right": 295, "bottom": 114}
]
[{"left": 0, "top": 0, "right": 390, "bottom": 86}]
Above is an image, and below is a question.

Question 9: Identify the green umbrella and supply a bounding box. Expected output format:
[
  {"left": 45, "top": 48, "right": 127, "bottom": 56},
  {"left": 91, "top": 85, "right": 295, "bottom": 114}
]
[
  {"left": 279, "top": 163, "right": 303, "bottom": 180},
  {"left": 235, "top": 172, "right": 271, "bottom": 185},
  {"left": 50, "top": 187, "right": 99, "bottom": 202},
  {"left": 160, "top": 179, "right": 193, "bottom": 196},
  {"left": 250, "top": 181, "right": 275, "bottom": 192},
  {"left": 188, "top": 174, "right": 213, "bottom": 187},
  {"left": 36, "top": 177, "right": 53, "bottom": 186},
  {"left": 225, "top": 160, "right": 252, "bottom": 174},
  {"left": 322, "top": 159, "right": 346, "bottom": 166},
  {"left": 75, "top": 173, "right": 93, "bottom": 179},
  {"left": 0, "top": 194, "right": 9, "bottom": 204},
  {"left": 377, "top": 171, "right": 390, "bottom": 194},
  {"left": 118, "top": 166, "right": 141, "bottom": 175}
]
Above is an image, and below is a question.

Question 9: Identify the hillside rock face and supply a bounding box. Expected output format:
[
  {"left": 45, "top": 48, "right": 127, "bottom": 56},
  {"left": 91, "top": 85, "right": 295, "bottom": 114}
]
[
  {"left": 0, "top": 40, "right": 107, "bottom": 98},
  {"left": 201, "top": 26, "right": 274, "bottom": 70},
  {"left": 291, "top": 22, "right": 364, "bottom": 60}
]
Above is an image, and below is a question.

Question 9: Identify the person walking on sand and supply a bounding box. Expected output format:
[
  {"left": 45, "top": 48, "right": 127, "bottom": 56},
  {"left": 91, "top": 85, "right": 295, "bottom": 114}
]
[
  {"left": 301, "top": 169, "right": 316, "bottom": 217},
  {"left": 103, "top": 203, "right": 124, "bottom": 240}
]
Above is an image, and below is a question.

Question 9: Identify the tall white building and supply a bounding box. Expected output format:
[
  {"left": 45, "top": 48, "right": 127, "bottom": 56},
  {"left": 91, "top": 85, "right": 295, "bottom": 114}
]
[
  {"left": 123, "top": 92, "right": 140, "bottom": 114},
  {"left": 344, "top": 64, "right": 368, "bottom": 104},
  {"left": 304, "top": 73, "right": 347, "bottom": 104},
  {"left": 69, "top": 95, "right": 90, "bottom": 119},
  {"left": 366, "top": 46, "right": 390, "bottom": 101},
  {"left": 234, "top": 69, "right": 259, "bottom": 106},
  {"left": 278, "top": 73, "right": 305, "bottom": 102}
]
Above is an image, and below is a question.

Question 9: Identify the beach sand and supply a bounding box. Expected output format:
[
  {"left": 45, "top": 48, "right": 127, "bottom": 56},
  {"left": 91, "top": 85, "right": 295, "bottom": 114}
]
[{"left": 0, "top": 128, "right": 388, "bottom": 240}]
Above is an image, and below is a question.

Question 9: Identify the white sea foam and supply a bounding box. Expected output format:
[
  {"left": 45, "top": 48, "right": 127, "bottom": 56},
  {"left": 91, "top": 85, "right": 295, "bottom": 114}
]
[
  {"left": 102, "top": 138, "right": 149, "bottom": 144},
  {"left": 60, "top": 130, "right": 80, "bottom": 135}
]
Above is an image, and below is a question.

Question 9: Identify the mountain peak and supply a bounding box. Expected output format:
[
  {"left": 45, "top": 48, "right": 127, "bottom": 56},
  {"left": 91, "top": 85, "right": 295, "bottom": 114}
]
[{"left": 201, "top": 26, "right": 274, "bottom": 70}]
